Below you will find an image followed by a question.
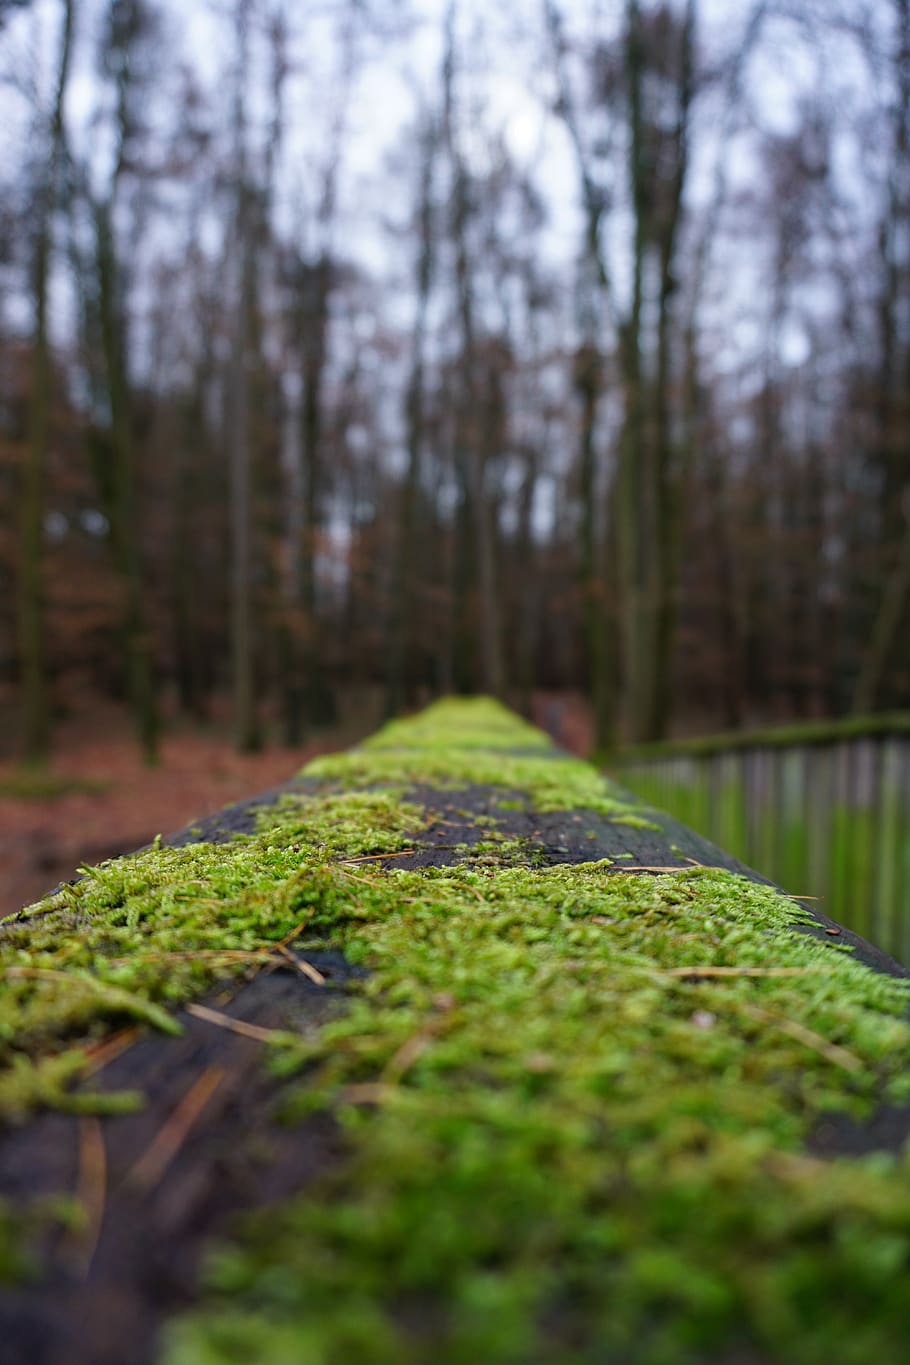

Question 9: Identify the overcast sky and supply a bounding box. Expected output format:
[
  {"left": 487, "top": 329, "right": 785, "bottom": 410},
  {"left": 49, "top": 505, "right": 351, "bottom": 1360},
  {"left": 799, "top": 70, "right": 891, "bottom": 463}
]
[{"left": 0, "top": 0, "right": 897, "bottom": 379}]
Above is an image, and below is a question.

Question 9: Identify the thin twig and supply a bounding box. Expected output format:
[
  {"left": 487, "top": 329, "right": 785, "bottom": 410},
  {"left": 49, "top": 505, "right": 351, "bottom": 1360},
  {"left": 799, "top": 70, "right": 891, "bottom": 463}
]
[
  {"left": 4, "top": 966, "right": 94, "bottom": 983},
  {"left": 66, "top": 1116, "right": 106, "bottom": 1278},
  {"left": 275, "top": 911, "right": 315, "bottom": 950},
  {"left": 339, "top": 1081, "right": 398, "bottom": 1106},
  {"left": 127, "top": 1066, "right": 225, "bottom": 1192},
  {"left": 664, "top": 966, "right": 829, "bottom": 979},
  {"left": 185, "top": 1002, "right": 284, "bottom": 1043},
  {"left": 340, "top": 850, "right": 416, "bottom": 864},
  {"left": 109, "top": 949, "right": 276, "bottom": 967},
  {"left": 273, "top": 943, "right": 326, "bottom": 985},
  {"left": 391, "top": 842, "right": 465, "bottom": 851},
  {"left": 337, "top": 868, "right": 384, "bottom": 889},
  {"left": 242, "top": 910, "right": 318, "bottom": 986},
  {"left": 765, "top": 1149, "right": 836, "bottom": 1182},
  {"left": 380, "top": 1002, "right": 456, "bottom": 1087},
  {"left": 612, "top": 865, "right": 713, "bottom": 874},
  {"left": 81, "top": 1027, "right": 139, "bottom": 1077},
  {"left": 382, "top": 1033, "right": 434, "bottom": 1084},
  {"left": 739, "top": 1001, "right": 864, "bottom": 1074}
]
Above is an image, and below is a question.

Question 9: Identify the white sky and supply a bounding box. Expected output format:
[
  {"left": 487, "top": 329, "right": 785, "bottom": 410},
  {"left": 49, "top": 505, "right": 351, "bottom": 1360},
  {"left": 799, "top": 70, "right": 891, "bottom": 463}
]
[{"left": 0, "top": 0, "right": 897, "bottom": 383}]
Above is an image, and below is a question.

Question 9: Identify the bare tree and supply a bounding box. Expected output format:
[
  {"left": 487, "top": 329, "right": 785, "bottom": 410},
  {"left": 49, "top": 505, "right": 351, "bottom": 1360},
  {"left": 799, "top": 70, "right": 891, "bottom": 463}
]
[
  {"left": 545, "top": 0, "right": 619, "bottom": 750},
  {"left": 17, "top": 0, "right": 73, "bottom": 762},
  {"left": 83, "top": 0, "right": 160, "bottom": 762},
  {"left": 853, "top": 0, "right": 910, "bottom": 710},
  {"left": 384, "top": 109, "right": 438, "bottom": 718},
  {"left": 279, "top": 0, "right": 362, "bottom": 739},
  {"left": 442, "top": 3, "right": 505, "bottom": 697},
  {"left": 225, "top": 0, "right": 261, "bottom": 750},
  {"left": 616, "top": 0, "right": 696, "bottom": 741}
]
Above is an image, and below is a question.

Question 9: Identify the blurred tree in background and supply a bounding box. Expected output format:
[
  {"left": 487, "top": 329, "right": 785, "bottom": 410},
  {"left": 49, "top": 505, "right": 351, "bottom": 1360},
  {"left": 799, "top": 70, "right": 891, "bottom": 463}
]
[{"left": 1, "top": 0, "right": 908, "bottom": 759}]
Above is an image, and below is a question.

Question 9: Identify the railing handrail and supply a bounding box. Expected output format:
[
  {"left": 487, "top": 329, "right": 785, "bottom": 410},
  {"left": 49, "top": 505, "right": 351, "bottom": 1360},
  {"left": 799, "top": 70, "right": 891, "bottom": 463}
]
[{"left": 610, "top": 711, "right": 910, "bottom": 763}]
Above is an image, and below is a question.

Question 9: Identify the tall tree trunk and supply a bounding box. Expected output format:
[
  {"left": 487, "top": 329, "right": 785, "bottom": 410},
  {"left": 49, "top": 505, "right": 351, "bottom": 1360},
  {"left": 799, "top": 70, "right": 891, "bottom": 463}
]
[
  {"left": 20, "top": 220, "right": 52, "bottom": 764},
  {"left": 514, "top": 447, "right": 539, "bottom": 718},
  {"left": 95, "top": 200, "right": 159, "bottom": 763},
  {"left": 226, "top": 0, "right": 260, "bottom": 752},
  {"left": 852, "top": 505, "right": 910, "bottom": 713},
  {"left": 475, "top": 375, "right": 505, "bottom": 697},
  {"left": 574, "top": 344, "right": 615, "bottom": 751},
  {"left": 617, "top": 0, "right": 694, "bottom": 741},
  {"left": 298, "top": 254, "right": 337, "bottom": 730},
  {"left": 617, "top": 0, "right": 649, "bottom": 741},
  {"left": 172, "top": 357, "right": 213, "bottom": 720},
  {"left": 228, "top": 199, "right": 259, "bottom": 751},
  {"left": 283, "top": 2, "right": 360, "bottom": 735},
  {"left": 18, "top": 0, "right": 74, "bottom": 764},
  {"left": 649, "top": 0, "right": 695, "bottom": 739},
  {"left": 451, "top": 418, "right": 476, "bottom": 694},
  {"left": 384, "top": 113, "right": 437, "bottom": 718},
  {"left": 546, "top": 0, "right": 621, "bottom": 747},
  {"left": 385, "top": 355, "right": 426, "bottom": 718},
  {"left": 443, "top": 10, "right": 504, "bottom": 696},
  {"left": 854, "top": 0, "right": 910, "bottom": 708},
  {"left": 278, "top": 380, "right": 305, "bottom": 744}
]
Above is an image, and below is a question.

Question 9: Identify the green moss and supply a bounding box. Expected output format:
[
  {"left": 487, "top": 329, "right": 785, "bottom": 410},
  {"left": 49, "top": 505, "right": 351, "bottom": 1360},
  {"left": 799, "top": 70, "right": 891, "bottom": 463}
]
[
  {"left": 309, "top": 748, "right": 652, "bottom": 819},
  {"left": 363, "top": 697, "right": 554, "bottom": 753},
  {"left": 166, "top": 854, "right": 910, "bottom": 1365},
  {"left": 0, "top": 1193, "right": 84, "bottom": 1285},
  {"left": 6, "top": 697, "right": 910, "bottom": 1362},
  {"left": 309, "top": 731, "right": 657, "bottom": 835},
  {"left": 0, "top": 790, "right": 421, "bottom": 1121},
  {"left": 608, "top": 811, "right": 663, "bottom": 831},
  {"left": 308, "top": 699, "right": 657, "bottom": 828}
]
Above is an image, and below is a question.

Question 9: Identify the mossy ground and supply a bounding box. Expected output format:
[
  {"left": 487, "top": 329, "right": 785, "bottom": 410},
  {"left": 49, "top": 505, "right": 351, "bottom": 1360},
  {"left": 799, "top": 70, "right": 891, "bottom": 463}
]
[{"left": 4, "top": 698, "right": 910, "bottom": 1363}]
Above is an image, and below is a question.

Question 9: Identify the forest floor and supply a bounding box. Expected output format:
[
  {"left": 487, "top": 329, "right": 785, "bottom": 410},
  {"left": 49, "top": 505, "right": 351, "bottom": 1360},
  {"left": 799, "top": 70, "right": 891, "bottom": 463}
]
[
  {"left": 0, "top": 692, "right": 594, "bottom": 920},
  {"left": 0, "top": 711, "right": 348, "bottom": 919}
]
